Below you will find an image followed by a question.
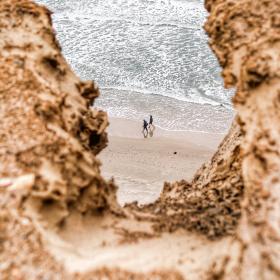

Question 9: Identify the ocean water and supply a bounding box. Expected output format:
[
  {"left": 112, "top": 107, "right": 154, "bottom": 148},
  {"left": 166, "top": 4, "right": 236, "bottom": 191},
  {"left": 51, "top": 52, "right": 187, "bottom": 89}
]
[{"left": 36, "top": 0, "right": 234, "bottom": 133}]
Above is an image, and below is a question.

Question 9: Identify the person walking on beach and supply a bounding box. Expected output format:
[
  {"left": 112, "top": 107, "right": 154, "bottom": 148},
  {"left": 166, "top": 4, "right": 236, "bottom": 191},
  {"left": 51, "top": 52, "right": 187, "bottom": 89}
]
[
  {"left": 149, "top": 115, "right": 154, "bottom": 129},
  {"left": 143, "top": 119, "right": 149, "bottom": 137},
  {"left": 148, "top": 115, "right": 155, "bottom": 137}
]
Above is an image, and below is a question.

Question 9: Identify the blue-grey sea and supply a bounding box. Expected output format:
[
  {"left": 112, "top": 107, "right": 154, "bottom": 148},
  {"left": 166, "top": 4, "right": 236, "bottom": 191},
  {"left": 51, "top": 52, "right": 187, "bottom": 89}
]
[{"left": 36, "top": 0, "right": 234, "bottom": 133}]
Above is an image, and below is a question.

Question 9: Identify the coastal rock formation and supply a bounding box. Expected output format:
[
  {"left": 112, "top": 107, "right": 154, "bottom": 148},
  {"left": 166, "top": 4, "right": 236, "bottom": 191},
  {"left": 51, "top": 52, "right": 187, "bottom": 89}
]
[
  {"left": 0, "top": 0, "right": 280, "bottom": 279},
  {"left": 0, "top": 1, "right": 183, "bottom": 278},
  {"left": 205, "top": 0, "right": 280, "bottom": 278},
  {"left": 0, "top": 0, "right": 119, "bottom": 223}
]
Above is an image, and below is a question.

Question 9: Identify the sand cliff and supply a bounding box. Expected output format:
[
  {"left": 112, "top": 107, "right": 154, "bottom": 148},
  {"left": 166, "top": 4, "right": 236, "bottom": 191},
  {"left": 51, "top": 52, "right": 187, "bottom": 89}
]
[{"left": 0, "top": 0, "right": 280, "bottom": 279}]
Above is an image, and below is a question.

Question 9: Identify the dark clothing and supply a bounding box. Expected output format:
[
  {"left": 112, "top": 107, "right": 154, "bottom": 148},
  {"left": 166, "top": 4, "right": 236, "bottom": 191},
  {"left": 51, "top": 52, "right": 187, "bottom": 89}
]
[
  {"left": 143, "top": 120, "right": 148, "bottom": 137},
  {"left": 149, "top": 115, "right": 153, "bottom": 125},
  {"left": 143, "top": 120, "right": 148, "bottom": 129}
]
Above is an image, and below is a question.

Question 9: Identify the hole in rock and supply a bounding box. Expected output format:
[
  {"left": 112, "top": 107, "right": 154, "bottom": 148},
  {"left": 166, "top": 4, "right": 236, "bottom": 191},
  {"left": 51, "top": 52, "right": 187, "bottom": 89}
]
[
  {"left": 43, "top": 198, "right": 54, "bottom": 206},
  {"left": 36, "top": 0, "right": 234, "bottom": 206},
  {"left": 20, "top": 1, "right": 247, "bottom": 277},
  {"left": 42, "top": 56, "right": 59, "bottom": 69},
  {"left": 89, "top": 132, "right": 101, "bottom": 148}
]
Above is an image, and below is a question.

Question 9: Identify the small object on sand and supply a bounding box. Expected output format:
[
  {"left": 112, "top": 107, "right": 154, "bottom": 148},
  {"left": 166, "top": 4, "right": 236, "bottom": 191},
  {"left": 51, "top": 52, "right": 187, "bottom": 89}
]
[{"left": 174, "top": 152, "right": 177, "bottom": 155}]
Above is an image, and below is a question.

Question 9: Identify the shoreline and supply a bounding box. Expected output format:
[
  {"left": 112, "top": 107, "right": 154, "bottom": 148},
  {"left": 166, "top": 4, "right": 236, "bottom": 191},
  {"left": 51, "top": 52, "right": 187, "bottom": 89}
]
[
  {"left": 105, "top": 115, "right": 228, "bottom": 134},
  {"left": 95, "top": 88, "right": 235, "bottom": 134},
  {"left": 99, "top": 117, "right": 226, "bottom": 205},
  {"left": 104, "top": 117, "right": 225, "bottom": 147},
  {"left": 99, "top": 86, "right": 234, "bottom": 110}
]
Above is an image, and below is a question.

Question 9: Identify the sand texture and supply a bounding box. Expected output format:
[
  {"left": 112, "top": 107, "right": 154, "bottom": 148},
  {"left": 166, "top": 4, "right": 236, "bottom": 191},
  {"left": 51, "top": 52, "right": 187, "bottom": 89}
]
[
  {"left": 1, "top": 0, "right": 280, "bottom": 279},
  {"left": 99, "top": 117, "right": 224, "bottom": 204}
]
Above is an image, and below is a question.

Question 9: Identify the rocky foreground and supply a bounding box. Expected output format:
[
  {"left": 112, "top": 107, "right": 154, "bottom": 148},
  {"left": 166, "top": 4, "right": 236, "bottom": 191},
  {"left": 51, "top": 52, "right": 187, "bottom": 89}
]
[{"left": 0, "top": 0, "right": 280, "bottom": 279}]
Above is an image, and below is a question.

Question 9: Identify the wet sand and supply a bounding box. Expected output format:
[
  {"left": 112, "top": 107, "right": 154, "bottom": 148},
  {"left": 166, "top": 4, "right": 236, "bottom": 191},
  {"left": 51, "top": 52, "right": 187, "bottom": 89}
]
[{"left": 99, "top": 117, "right": 225, "bottom": 205}]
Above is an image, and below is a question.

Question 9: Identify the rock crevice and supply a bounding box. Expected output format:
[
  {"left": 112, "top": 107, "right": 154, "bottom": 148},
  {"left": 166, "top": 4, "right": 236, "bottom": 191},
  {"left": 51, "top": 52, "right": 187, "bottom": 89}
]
[{"left": 1, "top": 0, "right": 280, "bottom": 279}]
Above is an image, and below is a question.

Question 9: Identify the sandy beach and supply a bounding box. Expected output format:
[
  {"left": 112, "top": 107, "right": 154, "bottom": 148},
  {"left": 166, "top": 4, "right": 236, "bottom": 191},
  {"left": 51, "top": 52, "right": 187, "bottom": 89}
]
[{"left": 99, "top": 117, "right": 225, "bottom": 205}]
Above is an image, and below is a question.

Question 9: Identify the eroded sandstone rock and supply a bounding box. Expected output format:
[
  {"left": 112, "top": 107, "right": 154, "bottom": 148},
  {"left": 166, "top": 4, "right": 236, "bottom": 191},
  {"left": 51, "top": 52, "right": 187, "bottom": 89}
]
[
  {"left": 205, "top": 0, "right": 280, "bottom": 278},
  {"left": 1, "top": 0, "right": 280, "bottom": 279},
  {"left": 0, "top": 0, "right": 119, "bottom": 224}
]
